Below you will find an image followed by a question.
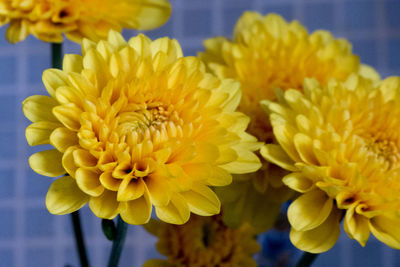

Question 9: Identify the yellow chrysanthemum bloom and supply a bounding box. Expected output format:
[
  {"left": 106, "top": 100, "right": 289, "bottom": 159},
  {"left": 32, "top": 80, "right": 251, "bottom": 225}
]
[
  {"left": 261, "top": 75, "right": 400, "bottom": 253},
  {"left": 143, "top": 214, "right": 260, "bottom": 267},
  {"left": 22, "top": 31, "right": 261, "bottom": 225},
  {"left": 0, "top": 0, "right": 171, "bottom": 43},
  {"left": 200, "top": 11, "right": 379, "bottom": 231}
]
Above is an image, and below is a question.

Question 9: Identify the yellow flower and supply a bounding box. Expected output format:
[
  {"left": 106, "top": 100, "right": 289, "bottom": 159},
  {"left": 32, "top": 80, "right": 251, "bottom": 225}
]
[
  {"left": 261, "top": 75, "right": 400, "bottom": 253},
  {"left": 22, "top": 31, "right": 261, "bottom": 225},
  {"left": 143, "top": 214, "right": 260, "bottom": 267},
  {"left": 0, "top": 0, "right": 171, "bottom": 43},
  {"left": 199, "top": 11, "right": 378, "bottom": 231}
]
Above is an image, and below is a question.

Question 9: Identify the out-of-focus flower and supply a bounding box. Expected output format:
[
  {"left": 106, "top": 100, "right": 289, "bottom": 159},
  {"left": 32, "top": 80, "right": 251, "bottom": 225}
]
[
  {"left": 143, "top": 214, "right": 260, "bottom": 267},
  {"left": 0, "top": 0, "right": 171, "bottom": 43},
  {"left": 22, "top": 31, "right": 261, "bottom": 225},
  {"left": 261, "top": 75, "right": 400, "bottom": 252},
  {"left": 200, "top": 11, "right": 379, "bottom": 231}
]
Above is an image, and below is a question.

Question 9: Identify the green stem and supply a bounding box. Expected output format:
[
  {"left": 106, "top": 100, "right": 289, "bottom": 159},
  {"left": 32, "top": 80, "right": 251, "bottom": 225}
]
[
  {"left": 107, "top": 216, "right": 128, "bottom": 267},
  {"left": 296, "top": 252, "right": 319, "bottom": 267},
  {"left": 51, "top": 42, "right": 63, "bottom": 69},
  {"left": 71, "top": 211, "right": 90, "bottom": 267},
  {"left": 51, "top": 44, "right": 89, "bottom": 267}
]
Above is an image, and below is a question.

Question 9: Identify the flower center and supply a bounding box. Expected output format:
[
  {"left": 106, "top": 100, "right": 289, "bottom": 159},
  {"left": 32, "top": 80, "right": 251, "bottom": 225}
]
[
  {"left": 366, "top": 138, "right": 400, "bottom": 170},
  {"left": 116, "top": 102, "right": 183, "bottom": 142}
]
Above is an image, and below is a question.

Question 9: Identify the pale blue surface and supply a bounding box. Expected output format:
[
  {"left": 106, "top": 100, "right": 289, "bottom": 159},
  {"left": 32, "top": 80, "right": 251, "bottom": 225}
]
[{"left": 0, "top": 0, "right": 399, "bottom": 266}]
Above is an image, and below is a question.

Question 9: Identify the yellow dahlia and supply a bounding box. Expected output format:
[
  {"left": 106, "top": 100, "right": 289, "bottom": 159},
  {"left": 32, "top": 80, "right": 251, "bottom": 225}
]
[
  {"left": 199, "top": 11, "right": 379, "bottom": 231},
  {"left": 22, "top": 31, "right": 261, "bottom": 225},
  {"left": 0, "top": 0, "right": 171, "bottom": 43},
  {"left": 143, "top": 214, "right": 260, "bottom": 267},
  {"left": 261, "top": 75, "right": 400, "bottom": 253}
]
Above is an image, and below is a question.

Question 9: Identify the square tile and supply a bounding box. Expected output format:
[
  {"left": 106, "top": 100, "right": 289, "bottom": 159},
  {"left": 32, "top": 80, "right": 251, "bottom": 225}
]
[
  {"left": 0, "top": 208, "right": 15, "bottom": 239},
  {"left": 24, "top": 168, "right": 51, "bottom": 198},
  {"left": 25, "top": 207, "right": 54, "bottom": 238},
  {"left": 183, "top": 8, "right": 213, "bottom": 37},
  {"left": 386, "top": 1, "right": 400, "bottom": 29},
  {"left": 388, "top": 38, "right": 400, "bottom": 69},
  {"left": 0, "top": 95, "right": 17, "bottom": 123},
  {"left": 0, "top": 168, "right": 15, "bottom": 199},
  {"left": 26, "top": 248, "right": 54, "bottom": 267},
  {"left": 0, "top": 131, "right": 17, "bottom": 160},
  {"left": 344, "top": 1, "right": 376, "bottom": 30},
  {"left": 351, "top": 39, "right": 378, "bottom": 67},
  {"left": 0, "top": 56, "right": 17, "bottom": 85},
  {"left": 0, "top": 248, "right": 14, "bottom": 267},
  {"left": 262, "top": 4, "right": 294, "bottom": 22},
  {"left": 304, "top": 3, "right": 335, "bottom": 32},
  {"left": 28, "top": 53, "right": 51, "bottom": 84}
]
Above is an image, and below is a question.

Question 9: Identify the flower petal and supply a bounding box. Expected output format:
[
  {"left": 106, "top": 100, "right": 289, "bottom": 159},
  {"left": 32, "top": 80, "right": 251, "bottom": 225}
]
[
  {"left": 53, "top": 103, "right": 82, "bottom": 131},
  {"left": 42, "top": 69, "right": 70, "bottom": 97},
  {"left": 119, "top": 190, "right": 152, "bottom": 225},
  {"left": 260, "top": 144, "right": 297, "bottom": 171},
  {"left": 75, "top": 168, "right": 104, "bottom": 197},
  {"left": 369, "top": 215, "right": 400, "bottom": 249},
  {"left": 146, "top": 173, "right": 171, "bottom": 206},
  {"left": 288, "top": 190, "right": 333, "bottom": 231},
  {"left": 29, "top": 149, "right": 65, "bottom": 177},
  {"left": 89, "top": 190, "right": 119, "bottom": 219},
  {"left": 181, "top": 184, "right": 220, "bottom": 216},
  {"left": 155, "top": 194, "right": 190, "bottom": 225},
  {"left": 290, "top": 207, "right": 341, "bottom": 253},
  {"left": 26, "top": 121, "right": 61, "bottom": 146},
  {"left": 283, "top": 172, "right": 314, "bottom": 193},
  {"left": 63, "top": 54, "right": 84, "bottom": 73},
  {"left": 46, "top": 176, "right": 89, "bottom": 215},
  {"left": 22, "top": 95, "right": 58, "bottom": 123},
  {"left": 343, "top": 204, "right": 370, "bottom": 246},
  {"left": 117, "top": 178, "right": 145, "bottom": 202},
  {"left": 50, "top": 127, "right": 78, "bottom": 152}
]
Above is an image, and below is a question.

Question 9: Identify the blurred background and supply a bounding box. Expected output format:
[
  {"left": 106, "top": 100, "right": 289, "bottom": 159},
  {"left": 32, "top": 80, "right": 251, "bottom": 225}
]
[{"left": 0, "top": 0, "right": 399, "bottom": 266}]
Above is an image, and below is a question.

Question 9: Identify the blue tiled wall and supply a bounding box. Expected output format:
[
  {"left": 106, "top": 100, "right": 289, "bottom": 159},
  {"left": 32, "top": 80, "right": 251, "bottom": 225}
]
[{"left": 0, "top": 0, "right": 399, "bottom": 266}]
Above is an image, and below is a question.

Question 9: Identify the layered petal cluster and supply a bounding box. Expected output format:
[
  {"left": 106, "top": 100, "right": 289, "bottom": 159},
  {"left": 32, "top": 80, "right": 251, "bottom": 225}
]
[
  {"left": 262, "top": 75, "right": 400, "bottom": 252},
  {"left": 22, "top": 31, "right": 261, "bottom": 225},
  {"left": 199, "top": 11, "right": 377, "bottom": 231},
  {"left": 0, "top": 0, "right": 171, "bottom": 43},
  {"left": 144, "top": 215, "right": 260, "bottom": 267}
]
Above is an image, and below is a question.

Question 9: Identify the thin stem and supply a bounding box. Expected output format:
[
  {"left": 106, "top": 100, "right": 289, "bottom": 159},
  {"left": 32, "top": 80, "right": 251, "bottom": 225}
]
[
  {"left": 51, "top": 42, "right": 63, "bottom": 69},
  {"left": 51, "top": 43, "right": 89, "bottom": 267},
  {"left": 71, "top": 211, "right": 90, "bottom": 267},
  {"left": 296, "top": 252, "right": 319, "bottom": 267},
  {"left": 107, "top": 216, "right": 129, "bottom": 267}
]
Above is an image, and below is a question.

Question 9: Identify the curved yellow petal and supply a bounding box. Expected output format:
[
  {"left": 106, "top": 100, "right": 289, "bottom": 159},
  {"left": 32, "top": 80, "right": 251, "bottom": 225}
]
[
  {"left": 290, "top": 207, "right": 341, "bottom": 253},
  {"left": 343, "top": 205, "right": 370, "bottom": 246},
  {"left": 119, "top": 190, "right": 152, "bottom": 225},
  {"left": 42, "top": 69, "right": 70, "bottom": 97},
  {"left": 53, "top": 103, "right": 82, "bottom": 131},
  {"left": 143, "top": 259, "right": 172, "bottom": 267},
  {"left": 181, "top": 184, "right": 220, "bottom": 216},
  {"left": 26, "top": 121, "right": 61, "bottom": 146},
  {"left": 63, "top": 54, "right": 84, "bottom": 73},
  {"left": 155, "top": 194, "right": 190, "bottom": 225},
  {"left": 119, "top": 0, "right": 171, "bottom": 31},
  {"left": 46, "top": 176, "right": 89, "bottom": 215},
  {"left": 50, "top": 127, "right": 78, "bottom": 152},
  {"left": 22, "top": 95, "right": 58, "bottom": 123},
  {"left": 117, "top": 178, "right": 145, "bottom": 202},
  {"left": 283, "top": 172, "right": 314, "bottom": 193},
  {"left": 260, "top": 144, "right": 297, "bottom": 171},
  {"left": 89, "top": 190, "right": 118, "bottom": 219},
  {"left": 288, "top": 190, "right": 333, "bottom": 231},
  {"left": 75, "top": 168, "right": 104, "bottom": 197},
  {"left": 220, "top": 148, "right": 261, "bottom": 174},
  {"left": 369, "top": 215, "right": 400, "bottom": 249},
  {"left": 146, "top": 174, "right": 171, "bottom": 206},
  {"left": 29, "top": 149, "right": 65, "bottom": 177}
]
